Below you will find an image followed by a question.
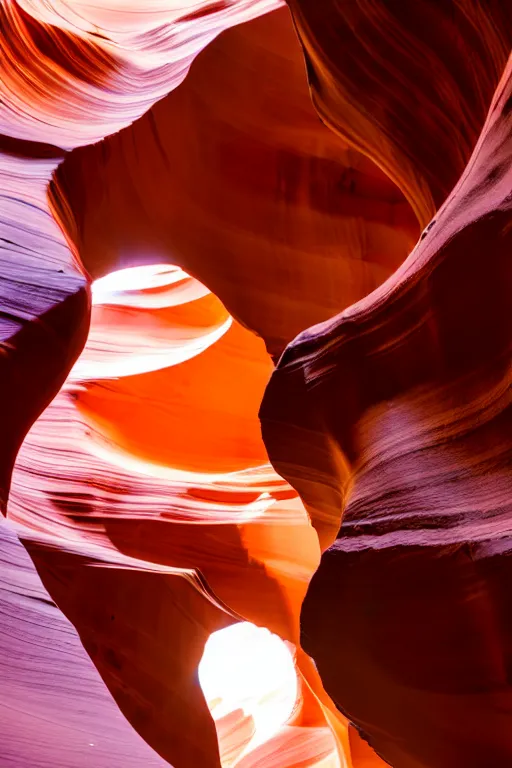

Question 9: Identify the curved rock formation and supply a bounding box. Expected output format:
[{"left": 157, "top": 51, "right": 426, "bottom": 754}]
[
  {"left": 0, "top": 143, "right": 90, "bottom": 516},
  {"left": 261, "top": 50, "right": 512, "bottom": 768},
  {"left": 2, "top": 2, "right": 358, "bottom": 765},
  {"left": 2, "top": 0, "right": 282, "bottom": 148},
  {"left": 0, "top": 522, "right": 172, "bottom": 768},
  {"left": 53, "top": 8, "right": 417, "bottom": 359},
  {"left": 9, "top": 264, "right": 333, "bottom": 767},
  {"left": 3, "top": 0, "right": 511, "bottom": 766},
  {"left": 286, "top": 0, "right": 511, "bottom": 225}
]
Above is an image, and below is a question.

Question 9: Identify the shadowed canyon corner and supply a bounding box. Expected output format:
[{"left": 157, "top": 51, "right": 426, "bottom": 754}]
[{"left": 0, "top": 2, "right": 511, "bottom": 767}]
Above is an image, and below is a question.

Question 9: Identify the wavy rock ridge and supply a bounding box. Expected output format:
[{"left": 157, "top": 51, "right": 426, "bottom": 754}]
[
  {"left": 262, "top": 37, "right": 512, "bottom": 768},
  {"left": 1, "top": 1, "right": 511, "bottom": 767}
]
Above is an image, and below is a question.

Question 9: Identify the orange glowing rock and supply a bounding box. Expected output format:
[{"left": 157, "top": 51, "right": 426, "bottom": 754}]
[
  {"left": 2, "top": 1, "right": 510, "bottom": 767},
  {"left": 7, "top": 265, "right": 339, "bottom": 767}
]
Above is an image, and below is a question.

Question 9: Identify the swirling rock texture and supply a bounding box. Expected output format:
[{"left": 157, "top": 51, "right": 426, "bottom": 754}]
[
  {"left": 286, "top": 0, "right": 511, "bottom": 226},
  {"left": 261, "top": 11, "right": 512, "bottom": 768},
  {"left": 1, "top": 2, "right": 511, "bottom": 768},
  {"left": 52, "top": 7, "right": 417, "bottom": 359}
]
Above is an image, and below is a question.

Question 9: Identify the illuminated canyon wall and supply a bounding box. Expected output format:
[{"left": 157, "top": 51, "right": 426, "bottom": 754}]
[{"left": 1, "top": 1, "right": 511, "bottom": 767}]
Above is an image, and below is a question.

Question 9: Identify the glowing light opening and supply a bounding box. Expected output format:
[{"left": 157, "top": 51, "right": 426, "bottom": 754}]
[
  {"left": 199, "top": 622, "right": 298, "bottom": 762},
  {"left": 92, "top": 264, "right": 189, "bottom": 301}
]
